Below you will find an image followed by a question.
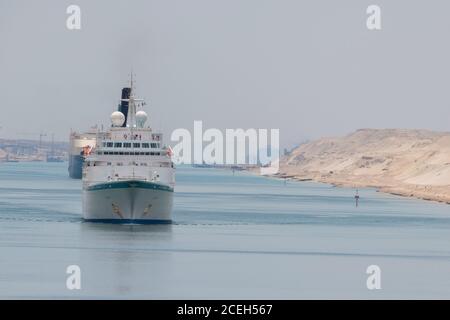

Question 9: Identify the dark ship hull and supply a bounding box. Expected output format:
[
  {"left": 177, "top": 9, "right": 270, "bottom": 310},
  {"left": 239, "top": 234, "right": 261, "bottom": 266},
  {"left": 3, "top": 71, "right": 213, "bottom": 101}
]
[{"left": 68, "top": 154, "right": 84, "bottom": 178}]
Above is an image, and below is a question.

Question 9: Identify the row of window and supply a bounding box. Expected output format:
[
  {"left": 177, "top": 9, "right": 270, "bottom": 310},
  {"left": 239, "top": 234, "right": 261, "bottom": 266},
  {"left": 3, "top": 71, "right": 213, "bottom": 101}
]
[
  {"left": 87, "top": 162, "right": 148, "bottom": 167},
  {"left": 103, "top": 142, "right": 160, "bottom": 148},
  {"left": 97, "top": 151, "right": 161, "bottom": 156},
  {"left": 86, "top": 161, "right": 172, "bottom": 167}
]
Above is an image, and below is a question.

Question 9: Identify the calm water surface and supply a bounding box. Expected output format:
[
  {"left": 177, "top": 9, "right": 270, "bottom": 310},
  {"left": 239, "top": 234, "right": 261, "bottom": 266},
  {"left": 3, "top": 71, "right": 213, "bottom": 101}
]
[{"left": 1, "top": 162, "right": 450, "bottom": 299}]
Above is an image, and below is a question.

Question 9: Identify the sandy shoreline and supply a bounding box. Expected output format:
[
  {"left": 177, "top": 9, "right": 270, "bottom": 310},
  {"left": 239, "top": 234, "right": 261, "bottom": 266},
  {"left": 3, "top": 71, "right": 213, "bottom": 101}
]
[
  {"left": 269, "top": 171, "right": 450, "bottom": 205},
  {"left": 252, "top": 129, "right": 450, "bottom": 205},
  {"left": 247, "top": 166, "right": 450, "bottom": 204}
]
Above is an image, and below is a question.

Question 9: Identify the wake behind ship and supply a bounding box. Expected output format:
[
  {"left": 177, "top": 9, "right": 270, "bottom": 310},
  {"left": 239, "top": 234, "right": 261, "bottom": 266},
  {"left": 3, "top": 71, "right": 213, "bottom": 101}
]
[{"left": 82, "top": 75, "right": 175, "bottom": 223}]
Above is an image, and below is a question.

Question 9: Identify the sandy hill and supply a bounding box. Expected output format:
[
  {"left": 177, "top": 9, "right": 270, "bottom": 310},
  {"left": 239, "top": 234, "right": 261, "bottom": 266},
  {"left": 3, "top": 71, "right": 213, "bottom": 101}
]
[{"left": 279, "top": 129, "right": 450, "bottom": 203}]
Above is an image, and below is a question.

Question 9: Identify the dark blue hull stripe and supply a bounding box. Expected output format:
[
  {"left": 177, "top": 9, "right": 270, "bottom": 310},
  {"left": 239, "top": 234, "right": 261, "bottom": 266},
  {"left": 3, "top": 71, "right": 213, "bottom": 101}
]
[
  {"left": 84, "top": 219, "right": 172, "bottom": 225},
  {"left": 85, "top": 180, "right": 174, "bottom": 192}
]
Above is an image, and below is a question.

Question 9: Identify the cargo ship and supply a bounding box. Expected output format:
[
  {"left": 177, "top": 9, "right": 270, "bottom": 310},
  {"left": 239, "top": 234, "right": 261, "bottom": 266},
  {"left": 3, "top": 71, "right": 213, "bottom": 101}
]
[{"left": 68, "top": 130, "right": 98, "bottom": 178}]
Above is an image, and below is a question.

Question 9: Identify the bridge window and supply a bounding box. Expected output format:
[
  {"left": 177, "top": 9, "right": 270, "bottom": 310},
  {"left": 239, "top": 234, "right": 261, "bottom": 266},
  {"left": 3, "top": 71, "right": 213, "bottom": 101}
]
[
  {"left": 142, "top": 143, "right": 150, "bottom": 148},
  {"left": 124, "top": 142, "right": 131, "bottom": 148},
  {"left": 133, "top": 143, "right": 141, "bottom": 148},
  {"left": 114, "top": 142, "right": 122, "bottom": 148},
  {"left": 107, "top": 142, "right": 113, "bottom": 147}
]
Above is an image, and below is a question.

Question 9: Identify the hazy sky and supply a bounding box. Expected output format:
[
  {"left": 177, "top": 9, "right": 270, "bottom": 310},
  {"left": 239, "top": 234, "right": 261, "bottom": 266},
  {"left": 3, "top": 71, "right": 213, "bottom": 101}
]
[{"left": 1, "top": 0, "right": 450, "bottom": 148}]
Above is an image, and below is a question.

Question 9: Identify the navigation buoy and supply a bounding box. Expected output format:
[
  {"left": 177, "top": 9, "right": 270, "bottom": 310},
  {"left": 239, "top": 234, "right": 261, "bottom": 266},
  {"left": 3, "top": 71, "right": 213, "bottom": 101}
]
[{"left": 355, "top": 189, "right": 360, "bottom": 207}]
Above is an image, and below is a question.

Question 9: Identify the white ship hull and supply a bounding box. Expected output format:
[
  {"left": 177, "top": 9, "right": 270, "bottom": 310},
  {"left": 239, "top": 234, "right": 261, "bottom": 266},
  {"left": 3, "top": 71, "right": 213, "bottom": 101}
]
[{"left": 82, "top": 180, "right": 174, "bottom": 224}]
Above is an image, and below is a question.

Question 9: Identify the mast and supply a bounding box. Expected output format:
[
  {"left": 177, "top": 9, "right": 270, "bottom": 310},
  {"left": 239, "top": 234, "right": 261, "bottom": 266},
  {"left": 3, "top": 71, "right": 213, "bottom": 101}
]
[
  {"left": 127, "top": 72, "right": 136, "bottom": 128},
  {"left": 122, "top": 71, "right": 144, "bottom": 129}
]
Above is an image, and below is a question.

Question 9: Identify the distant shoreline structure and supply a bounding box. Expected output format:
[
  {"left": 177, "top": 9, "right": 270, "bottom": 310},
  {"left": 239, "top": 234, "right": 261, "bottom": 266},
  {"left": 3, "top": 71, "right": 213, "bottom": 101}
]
[{"left": 0, "top": 138, "right": 68, "bottom": 162}]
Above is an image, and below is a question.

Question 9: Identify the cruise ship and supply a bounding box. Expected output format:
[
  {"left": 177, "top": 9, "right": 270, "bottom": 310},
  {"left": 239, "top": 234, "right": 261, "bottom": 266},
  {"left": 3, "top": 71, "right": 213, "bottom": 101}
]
[{"left": 82, "top": 75, "right": 175, "bottom": 223}]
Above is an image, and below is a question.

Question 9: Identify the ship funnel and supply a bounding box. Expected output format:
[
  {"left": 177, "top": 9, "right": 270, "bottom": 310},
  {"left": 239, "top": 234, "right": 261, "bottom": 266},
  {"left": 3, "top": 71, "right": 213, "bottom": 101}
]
[{"left": 118, "top": 87, "right": 131, "bottom": 127}]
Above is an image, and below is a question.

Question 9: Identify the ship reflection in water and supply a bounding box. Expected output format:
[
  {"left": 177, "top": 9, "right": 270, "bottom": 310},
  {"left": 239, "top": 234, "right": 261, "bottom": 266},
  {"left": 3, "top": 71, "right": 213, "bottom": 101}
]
[{"left": 79, "top": 223, "right": 173, "bottom": 296}]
